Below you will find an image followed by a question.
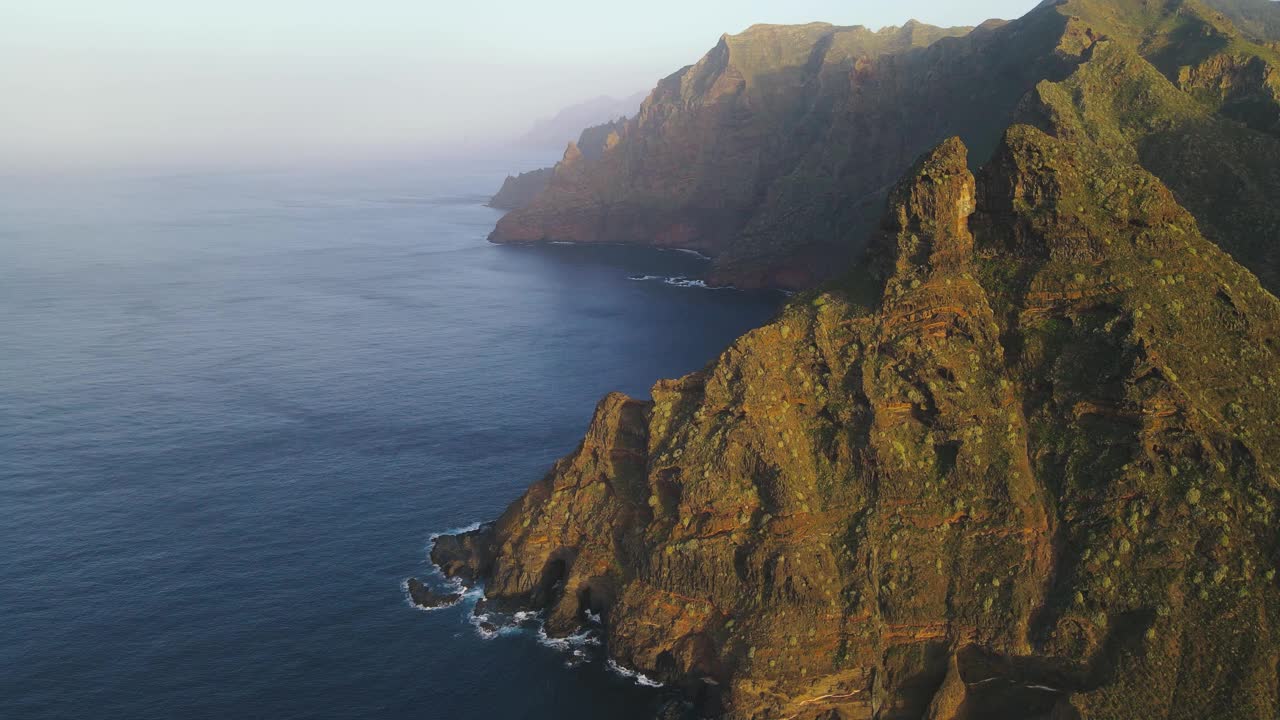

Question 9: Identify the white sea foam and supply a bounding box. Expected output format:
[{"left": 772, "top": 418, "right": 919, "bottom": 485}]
[
  {"left": 406, "top": 598, "right": 460, "bottom": 613},
  {"left": 422, "top": 584, "right": 665, "bottom": 690},
  {"left": 400, "top": 578, "right": 430, "bottom": 612},
  {"left": 606, "top": 659, "right": 665, "bottom": 687},
  {"left": 626, "top": 274, "right": 733, "bottom": 290},
  {"left": 426, "top": 520, "right": 483, "bottom": 542},
  {"left": 400, "top": 578, "right": 465, "bottom": 613},
  {"left": 467, "top": 611, "right": 501, "bottom": 640},
  {"left": 663, "top": 277, "right": 711, "bottom": 289},
  {"left": 418, "top": 524, "right": 659, "bottom": 688},
  {"left": 465, "top": 600, "right": 527, "bottom": 640},
  {"left": 535, "top": 624, "right": 601, "bottom": 651},
  {"left": 671, "top": 248, "right": 711, "bottom": 260},
  {"left": 413, "top": 523, "right": 488, "bottom": 602}
]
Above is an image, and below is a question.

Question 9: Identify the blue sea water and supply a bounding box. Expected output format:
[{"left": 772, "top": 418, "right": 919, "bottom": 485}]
[{"left": 0, "top": 160, "right": 780, "bottom": 719}]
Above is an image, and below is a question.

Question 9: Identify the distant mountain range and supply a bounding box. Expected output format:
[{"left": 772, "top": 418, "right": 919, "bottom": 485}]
[{"left": 516, "top": 92, "right": 648, "bottom": 150}]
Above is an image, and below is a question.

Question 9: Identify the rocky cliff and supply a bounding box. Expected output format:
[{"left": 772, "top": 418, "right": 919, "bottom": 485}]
[
  {"left": 489, "top": 0, "right": 1280, "bottom": 292},
  {"left": 441, "top": 125, "right": 1280, "bottom": 718},
  {"left": 488, "top": 167, "right": 553, "bottom": 211},
  {"left": 435, "top": 2, "right": 1280, "bottom": 717},
  {"left": 491, "top": 117, "right": 633, "bottom": 210}
]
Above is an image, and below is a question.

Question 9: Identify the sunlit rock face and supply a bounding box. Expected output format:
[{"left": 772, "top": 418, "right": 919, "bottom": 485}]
[{"left": 441, "top": 127, "right": 1280, "bottom": 718}]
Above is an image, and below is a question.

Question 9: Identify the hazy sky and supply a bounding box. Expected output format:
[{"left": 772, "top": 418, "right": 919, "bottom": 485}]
[{"left": 2, "top": 0, "right": 1042, "bottom": 169}]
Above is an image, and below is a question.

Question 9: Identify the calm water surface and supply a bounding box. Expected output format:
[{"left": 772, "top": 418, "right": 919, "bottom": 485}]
[{"left": 0, "top": 160, "right": 780, "bottom": 719}]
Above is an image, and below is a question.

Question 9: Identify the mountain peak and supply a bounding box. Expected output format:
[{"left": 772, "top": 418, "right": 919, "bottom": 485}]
[{"left": 886, "top": 137, "right": 975, "bottom": 257}]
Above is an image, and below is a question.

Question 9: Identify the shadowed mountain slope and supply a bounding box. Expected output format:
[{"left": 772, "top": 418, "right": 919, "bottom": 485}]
[
  {"left": 490, "top": 0, "right": 1280, "bottom": 292},
  {"left": 1203, "top": 0, "right": 1280, "bottom": 42}
]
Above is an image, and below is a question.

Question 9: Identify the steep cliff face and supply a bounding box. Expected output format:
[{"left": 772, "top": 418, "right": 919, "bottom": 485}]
[
  {"left": 490, "top": 118, "right": 631, "bottom": 211},
  {"left": 489, "top": 0, "right": 1280, "bottom": 292},
  {"left": 438, "top": 128, "right": 1280, "bottom": 719},
  {"left": 488, "top": 167, "right": 553, "bottom": 210},
  {"left": 489, "top": 20, "right": 984, "bottom": 288}
]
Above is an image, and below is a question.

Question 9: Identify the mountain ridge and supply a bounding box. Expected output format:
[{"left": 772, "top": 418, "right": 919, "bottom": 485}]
[{"left": 487, "top": 0, "right": 1280, "bottom": 292}]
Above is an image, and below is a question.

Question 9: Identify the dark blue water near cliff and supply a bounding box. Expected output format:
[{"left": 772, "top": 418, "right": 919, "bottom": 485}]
[{"left": 0, "top": 161, "right": 780, "bottom": 719}]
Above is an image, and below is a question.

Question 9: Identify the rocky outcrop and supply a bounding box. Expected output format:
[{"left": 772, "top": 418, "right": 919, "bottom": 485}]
[
  {"left": 439, "top": 120, "right": 1280, "bottom": 717},
  {"left": 488, "top": 168, "right": 553, "bottom": 211},
  {"left": 488, "top": 0, "right": 1280, "bottom": 293},
  {"left": 1176, "top": 52, "right": 1280, "bottom": 135},
  {"left": 405, "top": 578, "right": 461, "bottom": 609},
  {"left": 430, "top": 526, "right": 494, "bottom": 586}
]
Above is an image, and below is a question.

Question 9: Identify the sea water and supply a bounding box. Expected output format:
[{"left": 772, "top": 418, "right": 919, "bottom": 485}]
[{"left": 0, "top": 158, "right": 779, "bottom": 719}]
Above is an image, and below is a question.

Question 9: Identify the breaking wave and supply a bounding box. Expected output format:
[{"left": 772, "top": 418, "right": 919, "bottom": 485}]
[
  {"left": 626, "top": 274, "right": 733, "bottom": 290},
  {"left": 400, "top": 577, "right": 471, "bottom": 613},
  {"left": 417, "top": 524, "right": 665, "bottom": 688},
  {"left": 606, "top": 659, "right": 665, "bottom": 688},
  {"left": 667, "top": 248, "right": 711, "bottom": 260},
  {"left": 427, "top": 520, "right": 483, "bottom": 542},
  {"left": 403, "top": 521, "right": 488, "bottom": 612}
]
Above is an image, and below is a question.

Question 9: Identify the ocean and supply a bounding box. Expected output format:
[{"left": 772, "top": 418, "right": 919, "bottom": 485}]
[{"left": 0, "top": 159, "right": 780, "bottom": 719}]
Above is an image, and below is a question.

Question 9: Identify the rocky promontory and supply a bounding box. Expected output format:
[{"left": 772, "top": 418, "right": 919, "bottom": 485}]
[
  {"left": 442, "top": 124, "right": 1280, "bottom": 718},
  {"left": 405, "top": 578, "right": 461, "bottom": 610},
  {"left": 488, "top": 168, "right": 553, "bottom": 211}
]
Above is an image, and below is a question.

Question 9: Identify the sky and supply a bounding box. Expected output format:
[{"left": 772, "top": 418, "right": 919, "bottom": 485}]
[{"left": 1, "top": 0, "right": 1042, "bottom": 170}]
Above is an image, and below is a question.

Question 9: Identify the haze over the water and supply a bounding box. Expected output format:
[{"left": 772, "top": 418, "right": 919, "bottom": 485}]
[{"left": 3, "top": 0, "right": 1039, "bottom": 171}]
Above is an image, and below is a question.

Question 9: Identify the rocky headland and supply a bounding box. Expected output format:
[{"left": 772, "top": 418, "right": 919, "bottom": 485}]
[{"left": 488, "top": 167, "right": 553, "bottom": 211}]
